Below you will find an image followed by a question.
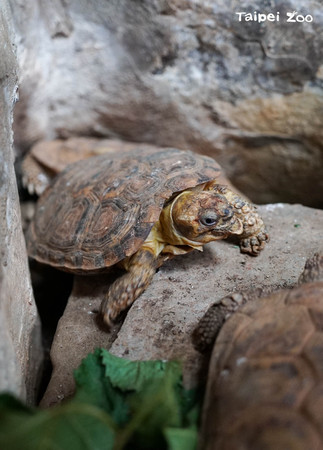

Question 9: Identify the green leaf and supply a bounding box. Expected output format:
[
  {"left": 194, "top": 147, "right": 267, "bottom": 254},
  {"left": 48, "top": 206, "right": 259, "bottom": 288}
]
[
  {"left": 164, "top": 427, "right": 198, "bottom": 450},
  {"left": 100, "top": 349, "right": 182, "bottom": 392},
  {"left": 0, "top": 393, "right": 34, "bottom": 414},
  {"left": 97, "top": 349, "right": 185, "bottom": 449},
  {"left": 74, "top": 349, "right": 129, "bottom": 426},
  {"left": 117, "top": 366, "right": 182, "bottom": 449},
  {"left": 0, "top": 395, "right": 115, "bottom": 450},
  {"left": 0, "top": 350, "right": 201, "bottom": 450}
]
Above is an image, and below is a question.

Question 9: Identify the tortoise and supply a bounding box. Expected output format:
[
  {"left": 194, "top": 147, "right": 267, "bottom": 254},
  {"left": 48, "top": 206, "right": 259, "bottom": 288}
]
[
  {"left": 22, "top": 137, "right": 155, "bottom": 195},
  {"left": 194, "top": 253, "right": 323, "bottom": 450},
  {"left": 26, "top": 145, "right": 269, "bottom": 327}
]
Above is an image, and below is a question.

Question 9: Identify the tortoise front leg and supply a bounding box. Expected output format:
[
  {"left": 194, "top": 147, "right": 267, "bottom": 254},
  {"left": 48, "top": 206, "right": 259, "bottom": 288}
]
[
  {"left": 205, "top": 182, "right": 269, "bottom": 255},
  {"left": 100, "top": 249, "right": 159, "bottom": 327}
]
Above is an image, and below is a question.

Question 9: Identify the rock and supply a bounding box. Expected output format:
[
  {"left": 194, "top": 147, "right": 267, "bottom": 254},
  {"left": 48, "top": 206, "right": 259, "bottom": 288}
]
[
  {"left": 0, "top": 1, "right": 43, "bottom": 404},
  {"left": 41, "top": 204, "right": 323, "bottom": 406},
  {"left": 9, "top": 0, "right": 323, "bottom": 207},
  {"left": 39, "top": 274, "right": 121, "bottom": 407}
]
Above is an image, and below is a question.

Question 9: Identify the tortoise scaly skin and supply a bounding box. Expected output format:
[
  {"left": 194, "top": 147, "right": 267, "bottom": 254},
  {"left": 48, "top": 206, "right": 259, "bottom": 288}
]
[
  {"left": 195, "top": 254, "right": 323, "bottom": 450},
  {"left": 26, "top": 147, "right": 268, "bottom": 327}
]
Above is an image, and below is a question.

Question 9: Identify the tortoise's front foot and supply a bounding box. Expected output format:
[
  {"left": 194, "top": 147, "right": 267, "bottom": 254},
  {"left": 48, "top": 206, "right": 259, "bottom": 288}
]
[
  {"left": 239, "top": 229, "right": 269, "bottom": 256},
  {"left": 238, "top": 208, "right": 269, "bottom": 256}
]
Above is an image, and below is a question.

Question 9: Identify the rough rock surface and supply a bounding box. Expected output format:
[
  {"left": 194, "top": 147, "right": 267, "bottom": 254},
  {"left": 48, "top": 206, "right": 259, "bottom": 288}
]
[
  {"left": 41, "top": 204, "right": 323, "bottom": 407},
  {"left": 10, "top": 0, "right": 323, "bottom": 207},
  {"left": 0, "top": 1, "right": 43, "bottom": 403}
]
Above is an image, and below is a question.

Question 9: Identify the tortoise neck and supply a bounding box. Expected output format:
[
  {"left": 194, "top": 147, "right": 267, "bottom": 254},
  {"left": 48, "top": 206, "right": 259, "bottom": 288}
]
[{"left": 159, "top": 191, "right": 204, "bottom": 250}]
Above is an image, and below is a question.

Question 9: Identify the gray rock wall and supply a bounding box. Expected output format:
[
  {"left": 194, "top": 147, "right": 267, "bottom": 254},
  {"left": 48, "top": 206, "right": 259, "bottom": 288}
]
[
  {"left": 0, "top": 0, "right": 42, "bottom": 403},
  {"left": 9, "top": 0, "right": 323, "bottom": 207}
]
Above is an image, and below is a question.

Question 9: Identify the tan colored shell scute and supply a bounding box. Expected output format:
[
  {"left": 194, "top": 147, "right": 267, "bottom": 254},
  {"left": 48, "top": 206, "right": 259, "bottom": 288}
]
[{"left": 27, "top": 147, "right": 221, "bottom": 273}]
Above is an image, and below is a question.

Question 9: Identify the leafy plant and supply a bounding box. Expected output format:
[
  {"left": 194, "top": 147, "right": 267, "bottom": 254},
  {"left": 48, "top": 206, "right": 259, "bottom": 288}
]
[{"left": 0, "top": 349, "right": 200, "bottom": 450}]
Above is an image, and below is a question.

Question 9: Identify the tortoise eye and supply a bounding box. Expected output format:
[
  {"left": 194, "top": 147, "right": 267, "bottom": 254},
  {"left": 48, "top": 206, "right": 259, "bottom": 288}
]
[{"left": 200, "top": 213, "right": 218, "bottom": 227}]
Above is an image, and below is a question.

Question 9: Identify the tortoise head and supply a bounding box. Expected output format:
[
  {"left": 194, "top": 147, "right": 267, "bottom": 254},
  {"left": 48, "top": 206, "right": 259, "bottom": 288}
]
[{"left": 171, "top": 190, "right": 243, "bottom": 244}]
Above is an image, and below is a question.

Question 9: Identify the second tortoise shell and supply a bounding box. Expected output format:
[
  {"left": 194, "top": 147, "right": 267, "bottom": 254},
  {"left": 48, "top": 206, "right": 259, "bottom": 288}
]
[{"left": 27, "top": 147, "right": 222, "bottom": 273}]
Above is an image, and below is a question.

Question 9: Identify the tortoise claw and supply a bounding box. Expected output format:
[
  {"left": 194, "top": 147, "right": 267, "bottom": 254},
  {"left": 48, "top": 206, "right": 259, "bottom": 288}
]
[{"left": 240, "top": 230, "right": 269, "bottom": 256}]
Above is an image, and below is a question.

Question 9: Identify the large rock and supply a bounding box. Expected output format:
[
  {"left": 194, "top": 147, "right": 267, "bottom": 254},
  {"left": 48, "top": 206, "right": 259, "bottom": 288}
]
[
  {"left": 9, "top": 0, "right": 323, "bottom": 206},
  {"left": 41, "top": 204, "right": 323, "bottom": 407},
  {"left": 0, "top": 1, "right": 42, "bottom": 403}
]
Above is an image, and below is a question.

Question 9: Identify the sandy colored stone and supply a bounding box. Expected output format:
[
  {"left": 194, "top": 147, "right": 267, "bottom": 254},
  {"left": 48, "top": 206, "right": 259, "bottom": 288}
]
[
  {"left": 41, "top": 204, "right": 323, "bottom": 406},
  {"left": 0, "top": 0, "right": 43, "bottom": 404}
]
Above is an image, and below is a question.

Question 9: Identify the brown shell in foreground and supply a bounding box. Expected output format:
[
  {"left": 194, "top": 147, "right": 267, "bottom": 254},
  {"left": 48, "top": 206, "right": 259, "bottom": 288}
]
[
  {"left": 27, "top": 147, "right": 221, "bottom": 273},
  {"left": 200, "top": 278, "right": 323, "bottom": 450}
]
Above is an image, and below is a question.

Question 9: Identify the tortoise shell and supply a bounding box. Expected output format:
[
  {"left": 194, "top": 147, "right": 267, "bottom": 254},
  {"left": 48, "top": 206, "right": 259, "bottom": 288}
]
[
  {"left": 22, "top": 137, "right": 160, "bottom": 195},
  {"left": 27, "top": 147, "right": 222, "bottom": 273},
  {"left": 27, "top": 137, "right": 159, "bottom": 176},
  {"left": 199, "top": 253, "right": 323, "bottom": 449}
]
